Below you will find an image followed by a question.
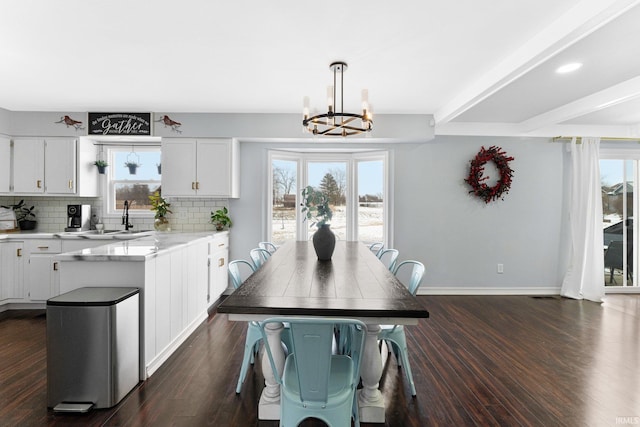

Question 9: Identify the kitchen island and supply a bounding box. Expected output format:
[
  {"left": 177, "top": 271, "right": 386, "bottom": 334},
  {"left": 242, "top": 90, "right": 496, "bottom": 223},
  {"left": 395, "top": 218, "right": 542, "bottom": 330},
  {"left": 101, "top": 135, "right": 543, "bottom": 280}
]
[{"left": 55, "top": 231, "right": 229, "bottom": 379}]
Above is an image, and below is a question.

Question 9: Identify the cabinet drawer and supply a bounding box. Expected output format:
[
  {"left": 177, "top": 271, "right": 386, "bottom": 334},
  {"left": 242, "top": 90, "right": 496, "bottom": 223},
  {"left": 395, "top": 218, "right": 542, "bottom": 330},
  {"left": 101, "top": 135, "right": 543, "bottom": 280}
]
[
  {"left": 27, "top": 239, "right": 62, "bottom": 254},
  {"left": 211, "top": 233, "right": 229, "bottom": 251}
]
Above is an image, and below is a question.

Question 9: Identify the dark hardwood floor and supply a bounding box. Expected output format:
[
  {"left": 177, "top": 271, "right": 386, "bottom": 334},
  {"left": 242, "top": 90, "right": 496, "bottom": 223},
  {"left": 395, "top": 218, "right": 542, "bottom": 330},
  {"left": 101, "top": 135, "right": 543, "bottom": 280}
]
[{"left": 1, "top": 295, "right": 639, "bottom": 426}]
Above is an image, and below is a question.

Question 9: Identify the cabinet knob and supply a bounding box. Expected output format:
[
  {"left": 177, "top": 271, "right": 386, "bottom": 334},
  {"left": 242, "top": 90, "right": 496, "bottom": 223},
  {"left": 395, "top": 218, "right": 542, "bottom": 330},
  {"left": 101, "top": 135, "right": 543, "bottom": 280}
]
[
  {"left": 192, "top": 182, "right": 196, "bottom": 190},
  {"left": 218, "top": 258, "right": 225, "bottom": 267},
  {"left": 37, "top": 246, "right": 49, "bottom": 250},
  {"left": 36, "top": 180, "right": 42, "bottom": 188},
  {"left": 68, "top": 179, "right": 73, "bottom": 189},
  {"left": 196, "top": 181, "right": 200, "bottom": 190},
  {"left": 17, "top": 248, "right": 22, "bottom": 257},
  {"left": 53, "top": 262, "right": 59, "bottom": 271}
]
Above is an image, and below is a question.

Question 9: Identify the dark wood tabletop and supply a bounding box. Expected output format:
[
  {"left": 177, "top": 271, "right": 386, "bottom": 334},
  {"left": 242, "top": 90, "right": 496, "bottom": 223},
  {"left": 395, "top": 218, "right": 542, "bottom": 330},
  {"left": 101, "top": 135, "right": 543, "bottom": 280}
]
[{"left": 218, "top": 241, "right": 429, "bottom": 321}]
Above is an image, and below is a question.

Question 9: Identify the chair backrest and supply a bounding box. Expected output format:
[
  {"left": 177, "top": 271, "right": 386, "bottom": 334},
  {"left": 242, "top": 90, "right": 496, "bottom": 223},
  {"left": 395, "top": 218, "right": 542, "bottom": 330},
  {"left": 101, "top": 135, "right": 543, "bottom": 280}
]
[
  {"left": 369, "top": 242, "right": 384, "bottom": 257},
  {"left": 260, "top": 317, "right": 366, "bottom": 404},
  {"left": 249, "top": 247, "right": 271, "bottom": 269},
  {"left": 604, "top": 240, "right": 624, "bottom": 269},
  {"left": 228, "top": 259, "right": 256, "bottom": 289},
  {"left": 258, "top": 241, "right": 278, "bottom": 254},
  {"left": 393, "top": 260, "right": 425, "bottom": 295},
  {"left": 378, "top": 248, "right": 399, "bottom": 271}
]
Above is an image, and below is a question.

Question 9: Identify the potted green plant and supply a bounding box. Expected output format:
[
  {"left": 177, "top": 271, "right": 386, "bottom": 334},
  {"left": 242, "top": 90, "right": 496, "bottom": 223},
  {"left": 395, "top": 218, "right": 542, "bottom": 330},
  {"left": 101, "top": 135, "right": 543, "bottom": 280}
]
[
  {"left": 149, "top": 191, "right": 172, "bottom": 231},
  {"left": 125, "top": 161, "right": 141, "bottom": 175},
  {"left": 301, "top": 186, "right": 334, "bottom": 260},
  {"left": 1, "top": 199, "right": 37, "bottom": 230},
  {"left": 93, "top": 159, "right": 109, "bottom": 174},
  {"left": 210, "top": 207, "right": 232, "bottom": 231}
]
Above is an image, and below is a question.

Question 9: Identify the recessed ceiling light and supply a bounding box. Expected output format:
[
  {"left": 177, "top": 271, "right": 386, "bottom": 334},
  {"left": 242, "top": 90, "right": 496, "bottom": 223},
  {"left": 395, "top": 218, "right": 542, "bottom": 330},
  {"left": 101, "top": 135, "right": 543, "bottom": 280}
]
[{"left": 556, "top": 62, "right": 583, "bottom": 74}]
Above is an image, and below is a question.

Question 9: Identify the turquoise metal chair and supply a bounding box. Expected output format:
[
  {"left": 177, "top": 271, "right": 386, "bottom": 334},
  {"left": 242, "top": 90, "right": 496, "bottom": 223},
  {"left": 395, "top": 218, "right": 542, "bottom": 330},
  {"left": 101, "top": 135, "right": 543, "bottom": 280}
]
[
  {"left": 378, "top": 260, "right": 425, "bottom": 396},
  {"left": 228, "top": 259, "right": 292, "bottom": 394},
  {"left": 228, "top": 260, "right": 261, "bottom": 393},
  {"left": 369, "top": 242, "right": 384, "bottom": 257},
  {"left": 249, "top": 247, "right": 271, "bottom": 269},
  {"left": 258, "top": 241, "right": 278, "bottom": 254},
  {"left": 261, "top": 317, "right": 367, "bottom": 427},
  {"left": 378, "top": 248, "right": 399, "bottom": 271}
]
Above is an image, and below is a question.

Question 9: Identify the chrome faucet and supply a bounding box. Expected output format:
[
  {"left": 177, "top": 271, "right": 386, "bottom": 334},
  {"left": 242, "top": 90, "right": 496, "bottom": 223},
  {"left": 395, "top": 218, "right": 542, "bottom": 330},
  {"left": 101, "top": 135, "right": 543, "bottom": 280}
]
[{"left": 122, "top": 200, "right": 133, "bottom": 231}]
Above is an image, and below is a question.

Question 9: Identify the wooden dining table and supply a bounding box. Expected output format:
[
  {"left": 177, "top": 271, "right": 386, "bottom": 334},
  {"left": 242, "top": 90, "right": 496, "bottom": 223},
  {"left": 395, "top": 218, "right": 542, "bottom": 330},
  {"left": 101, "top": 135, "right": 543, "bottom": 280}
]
[{"left": 217, "top": 240, "right": 429, "bottom": 423}]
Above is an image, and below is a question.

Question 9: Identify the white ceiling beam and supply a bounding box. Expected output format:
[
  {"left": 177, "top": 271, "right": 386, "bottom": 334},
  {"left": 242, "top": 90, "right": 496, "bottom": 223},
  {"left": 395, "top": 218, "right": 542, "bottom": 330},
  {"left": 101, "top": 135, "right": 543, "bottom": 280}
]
[
  {"left": 434, "top": 0, "right": 640, "bottom": 125},
  {"left": 519, "top": 76, "right": 640, "bottom": 132}
]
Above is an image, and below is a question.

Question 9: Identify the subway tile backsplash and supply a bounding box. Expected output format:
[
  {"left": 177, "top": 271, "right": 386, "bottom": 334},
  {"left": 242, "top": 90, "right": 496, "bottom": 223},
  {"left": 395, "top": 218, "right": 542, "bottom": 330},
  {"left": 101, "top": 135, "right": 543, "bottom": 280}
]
[{"left": 0, "top": 196, "right": 228, "bottom": 233}]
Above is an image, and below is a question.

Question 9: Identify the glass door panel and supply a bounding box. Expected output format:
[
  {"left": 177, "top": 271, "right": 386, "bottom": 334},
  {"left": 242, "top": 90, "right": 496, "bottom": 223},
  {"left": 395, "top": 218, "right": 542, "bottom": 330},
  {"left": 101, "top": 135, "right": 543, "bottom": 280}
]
[
  {"left": 357, "top": 160, "right": 384, "bottom": 245},
  {"left": 307, "top": 162, "right": 347, "bottom": 241},
  {"left": 271, "top": 159, "right": 298, "bottom": 244},
  {"left": 601, "top": 159, "right": 635, "bottom": 286}
]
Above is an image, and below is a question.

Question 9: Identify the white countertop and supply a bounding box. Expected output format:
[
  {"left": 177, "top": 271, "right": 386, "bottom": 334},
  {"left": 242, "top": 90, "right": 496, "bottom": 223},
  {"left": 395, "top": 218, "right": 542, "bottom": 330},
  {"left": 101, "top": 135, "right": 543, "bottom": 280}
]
[
  {"left": 0, "top": 229, "right": 155, "bottom": 240},
  {"left": 56, "top": 232, "right": 225, "bottom": 261}
]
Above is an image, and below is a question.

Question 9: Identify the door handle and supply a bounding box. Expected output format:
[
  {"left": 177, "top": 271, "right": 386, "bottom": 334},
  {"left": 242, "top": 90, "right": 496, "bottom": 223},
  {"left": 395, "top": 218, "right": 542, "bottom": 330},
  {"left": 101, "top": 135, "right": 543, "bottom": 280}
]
[
  {"left": 53, "top": 262, "right": 59, "bottom": 271},
  {"left": 17, "top": 248, "right": 22, "bottom": 257},
  {"left": 37, "top": 180, "right": 42, "bottom": 188}
]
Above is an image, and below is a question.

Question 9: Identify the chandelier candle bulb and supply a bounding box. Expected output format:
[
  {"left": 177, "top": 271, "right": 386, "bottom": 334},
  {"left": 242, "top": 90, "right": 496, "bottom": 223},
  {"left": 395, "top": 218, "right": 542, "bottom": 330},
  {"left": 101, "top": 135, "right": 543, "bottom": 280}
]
[{"left": 327, "top": 86, "right": 334, "bottom": 111}]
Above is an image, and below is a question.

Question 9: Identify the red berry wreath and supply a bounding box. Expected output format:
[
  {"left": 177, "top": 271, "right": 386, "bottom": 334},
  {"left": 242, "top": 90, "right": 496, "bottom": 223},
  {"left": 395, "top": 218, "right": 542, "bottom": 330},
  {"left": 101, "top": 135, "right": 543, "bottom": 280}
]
[{"left": 464, "top": 146, "right": 514, "bottom": 203}]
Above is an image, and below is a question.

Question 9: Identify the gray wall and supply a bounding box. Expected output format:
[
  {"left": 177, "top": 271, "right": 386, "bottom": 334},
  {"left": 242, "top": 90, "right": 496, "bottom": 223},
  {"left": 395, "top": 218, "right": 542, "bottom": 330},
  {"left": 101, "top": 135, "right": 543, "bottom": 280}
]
[{"left": 230, "top": 136, "right": 571, "bottom": 294}]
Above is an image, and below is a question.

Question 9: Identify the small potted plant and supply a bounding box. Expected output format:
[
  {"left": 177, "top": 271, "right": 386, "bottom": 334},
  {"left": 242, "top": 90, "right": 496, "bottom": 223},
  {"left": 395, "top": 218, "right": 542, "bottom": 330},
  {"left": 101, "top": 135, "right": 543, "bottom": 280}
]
[
  {"left": 210, "top": 207, "right": 232, "bottom": 231},
  {"left": 93, "top": 159, "right": 109, "bottom": 174},
  {"left": 301, "top": 185, "right": 334, "bottom": 260},
  {"left": 149, "top": 191, "right": 172, "bottom": 231},
  {"left": 125, "top": 161, "right": 141, "bottom": 175},
  {"left": 1, "top": 199, "right": 37, "bottom": 230}
]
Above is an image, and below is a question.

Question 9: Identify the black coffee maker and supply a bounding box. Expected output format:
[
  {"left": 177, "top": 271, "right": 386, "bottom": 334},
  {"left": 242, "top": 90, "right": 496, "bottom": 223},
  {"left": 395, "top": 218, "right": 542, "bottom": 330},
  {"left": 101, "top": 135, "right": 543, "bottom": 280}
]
[{"left": 65, "top": 204, "right": 91, "bottom": 232}]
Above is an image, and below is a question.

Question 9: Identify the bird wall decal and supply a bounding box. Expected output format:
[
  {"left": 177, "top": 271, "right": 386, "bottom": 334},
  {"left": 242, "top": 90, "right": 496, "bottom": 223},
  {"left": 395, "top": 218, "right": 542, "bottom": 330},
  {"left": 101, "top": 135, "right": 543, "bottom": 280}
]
[
  {"left": 55, "top": 115, "right": 85, "bottom": 131},
  {"left": 155, "top": 115, "right": 182, "bottom": 133}
]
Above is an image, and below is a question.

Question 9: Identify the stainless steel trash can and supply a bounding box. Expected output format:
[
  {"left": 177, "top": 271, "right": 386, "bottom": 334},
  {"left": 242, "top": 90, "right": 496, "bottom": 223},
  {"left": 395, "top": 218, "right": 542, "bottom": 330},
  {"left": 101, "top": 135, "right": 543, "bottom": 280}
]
[{"left": 47, "top": 287, "right": 140, "bottom": 412}]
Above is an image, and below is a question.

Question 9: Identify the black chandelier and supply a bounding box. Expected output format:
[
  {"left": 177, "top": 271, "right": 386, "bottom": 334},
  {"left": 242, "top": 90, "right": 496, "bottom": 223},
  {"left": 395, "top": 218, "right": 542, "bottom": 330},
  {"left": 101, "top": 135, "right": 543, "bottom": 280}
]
[{"left": 302, "top": 61, "right": 373, "bottom": 137}]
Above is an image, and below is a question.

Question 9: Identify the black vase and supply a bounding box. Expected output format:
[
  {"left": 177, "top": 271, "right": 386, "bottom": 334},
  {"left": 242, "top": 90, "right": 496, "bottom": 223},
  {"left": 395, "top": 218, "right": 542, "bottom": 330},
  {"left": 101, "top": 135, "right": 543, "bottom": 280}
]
[{"left": 312, "top": 224, "right": 336, "bottom": 261}]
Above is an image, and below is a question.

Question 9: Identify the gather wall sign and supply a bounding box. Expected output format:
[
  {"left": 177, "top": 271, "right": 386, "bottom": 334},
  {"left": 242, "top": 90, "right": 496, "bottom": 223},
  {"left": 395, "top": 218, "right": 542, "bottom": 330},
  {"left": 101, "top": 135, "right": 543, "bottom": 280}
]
[{"left": 88, "top": 112, "right": 151, "bottom": 136}]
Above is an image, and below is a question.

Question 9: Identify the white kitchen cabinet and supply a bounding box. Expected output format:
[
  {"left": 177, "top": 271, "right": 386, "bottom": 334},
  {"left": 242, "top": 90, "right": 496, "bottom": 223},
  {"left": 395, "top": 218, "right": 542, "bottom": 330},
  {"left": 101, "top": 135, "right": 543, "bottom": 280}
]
[
  {"left": 161, "top": 138, "right": 239, "bottom": 197},
  {"left": 45, "top": 138, "right": 76, "bottom": 194},
  {"left": 0, "top": 241, "right": 25, "bottom": 301},
  {"left": 13, "top": 138, "right": 45, "bottom": 193},
  {"left": 0, "top": 137, "right": 10, "bottom": 193},
  {"left": 12, "top": 138, "right": 77, "bottom": 194},
  {"left": 209, "top": 232, "right": 229, "bottom": 302},
  {"left": 25, "top": 239, "right": 62, "bottom": 301}
]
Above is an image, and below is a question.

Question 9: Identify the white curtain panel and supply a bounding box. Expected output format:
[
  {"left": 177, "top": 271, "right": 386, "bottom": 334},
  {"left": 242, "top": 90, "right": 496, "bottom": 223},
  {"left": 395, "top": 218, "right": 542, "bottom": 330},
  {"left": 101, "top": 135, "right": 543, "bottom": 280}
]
[{"left": 561, "top": 137, "right": 605, "bottom": 302}]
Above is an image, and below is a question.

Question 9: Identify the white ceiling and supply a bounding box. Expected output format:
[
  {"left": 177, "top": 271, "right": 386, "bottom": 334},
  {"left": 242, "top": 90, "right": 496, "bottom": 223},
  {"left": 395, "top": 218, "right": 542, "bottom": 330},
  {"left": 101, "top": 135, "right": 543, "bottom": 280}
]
[{"left": 2, "top": 0, "right": 640, "bottom": 138}]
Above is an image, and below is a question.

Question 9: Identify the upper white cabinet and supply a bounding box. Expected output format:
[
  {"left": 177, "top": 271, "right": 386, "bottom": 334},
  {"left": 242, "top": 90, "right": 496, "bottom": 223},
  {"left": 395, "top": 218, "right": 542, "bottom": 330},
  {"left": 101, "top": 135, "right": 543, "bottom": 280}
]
[
  {"left": 13, "top": 138, "right": 75, "bottom": 194},
  {"left": 13, "top": 138, "right": 46, "bottom": 193},
  {"left": 0, "top": 137, "right": 10, "bottom": 193},
  {"left": 5, "top": 137, "right": 97, "bottom": 197},
  {"left": 161, "top": 138, "right": 239, "bottom": 198}
]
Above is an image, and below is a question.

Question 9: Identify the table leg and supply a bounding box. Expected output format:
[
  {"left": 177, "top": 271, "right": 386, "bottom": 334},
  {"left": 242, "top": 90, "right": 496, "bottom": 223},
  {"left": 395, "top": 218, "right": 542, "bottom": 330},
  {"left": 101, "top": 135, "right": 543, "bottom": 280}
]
[
  {"left": 358, "top": 324, "right": 385, "bottom": 423},
  {"left": 258, "top": 321, "right": 284, "bottom": 420}
]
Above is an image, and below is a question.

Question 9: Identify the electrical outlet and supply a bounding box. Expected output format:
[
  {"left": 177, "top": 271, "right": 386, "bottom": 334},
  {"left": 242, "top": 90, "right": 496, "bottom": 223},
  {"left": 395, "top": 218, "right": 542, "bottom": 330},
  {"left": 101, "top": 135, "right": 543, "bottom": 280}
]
[{"left": 497, "top": 264, "right": 504, "bottom": 274}]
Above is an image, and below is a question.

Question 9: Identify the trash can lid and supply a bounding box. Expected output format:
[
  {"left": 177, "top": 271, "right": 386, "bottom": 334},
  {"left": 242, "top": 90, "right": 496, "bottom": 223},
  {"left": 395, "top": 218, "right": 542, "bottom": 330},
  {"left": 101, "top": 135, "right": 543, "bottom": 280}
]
[{"left": 47, "top": 287, "right": 139, "bottom": 306}]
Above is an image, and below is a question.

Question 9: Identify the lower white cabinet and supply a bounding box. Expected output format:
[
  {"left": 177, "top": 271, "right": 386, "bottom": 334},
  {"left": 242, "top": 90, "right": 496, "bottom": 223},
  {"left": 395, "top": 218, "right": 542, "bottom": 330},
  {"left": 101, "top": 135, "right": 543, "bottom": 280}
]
[
  {"left": 209, "top": 233, "right": 229, "bottom": 301},
  {"left": 25, "top": 239, "right": 62, "bottom": 301},
  {"left": 0, "top": 241, "right": 25, "bottom": 301}
]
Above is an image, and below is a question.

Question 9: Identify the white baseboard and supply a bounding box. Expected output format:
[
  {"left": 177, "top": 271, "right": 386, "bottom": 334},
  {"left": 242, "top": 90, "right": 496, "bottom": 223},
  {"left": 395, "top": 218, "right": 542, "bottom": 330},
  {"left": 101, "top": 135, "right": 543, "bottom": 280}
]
[{"left": 417, "top": 286, "right": 561, "bottom": 295}]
